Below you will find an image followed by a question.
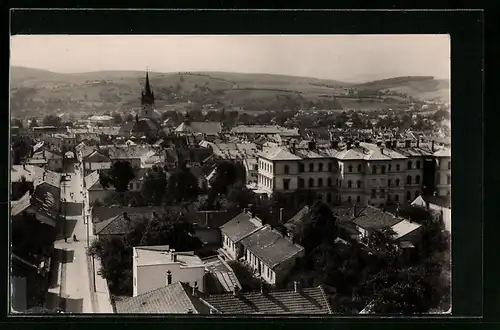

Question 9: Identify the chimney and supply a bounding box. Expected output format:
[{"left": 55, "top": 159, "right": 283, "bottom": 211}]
[
  {"left": 135, "top": 114, "right": 139, "bottom": 123},
  {"left": 380, "top": 147, "right": 384, "bottom": 155},
  {"left": 166, "top": 270, "right": 172, "bottom": 285},
  {"left": 308, "top": 140, "right": 316, "bottom": 150},
  {"left": 279, "top": 208, "right": 284, "bottom": 223},
  {"left": 425, "top": 201, "right": 430, "bottom": 210},
  {"left": 294, "top": 280, "right": 300, "bottom": 293},
  {"left": 233, "top": 285, "right": 239, "bottom": 297},
  {"left": 417, "top": 139, "right": 420, "bottom": 148},
  {"left": 405, "top": 140, "right": 411, "bottom": 148},
  {"left": 354, "top": 204, "right": 357, "bottom": 217},
  {"left": 431, "top": 140, "right": 435, "bottom": 151},
  {"left": 171, "top": 250, "right": 177, "bottom": 262},
  {"left": 23, "top": 163, "right": 26, "bottom": 170},
  {"left": 192, "top": 283, "right": 198, "bottom": 297}
]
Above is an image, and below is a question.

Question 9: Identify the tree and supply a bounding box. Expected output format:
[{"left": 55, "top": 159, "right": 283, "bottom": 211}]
[
  {"left": 294, "top": 201, "right": 338, "bottom": 252},
  {"left": 140, "top": 165, "right": 168, "bottom": 205},
  {"left": 42, "top": 114, "right": 62, "bottom": 127},
  {"left": 125, "top": 113, "right": 134, "bottom": 123},
  {"left": 166, "top": 165, "right": 199, "bottom": 204},
  {"left": 210, "top": 161, "right": 246, "bottom": 195},
  {"left": 226, "top": 181, "right": 255, "bottom": 211},
  {"left": 99, "top": 161, "right": 136, "bottom": 193},
  {"left": 29, "top": 118, "right": 39, "bottom": 128},
  {"left": 112, "top": 112, "right": 123, "bottom": 124}
]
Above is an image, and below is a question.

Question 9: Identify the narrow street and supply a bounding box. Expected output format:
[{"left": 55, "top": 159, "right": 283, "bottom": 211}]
[{"left": 46, "top": 162, "right": 95, "bottom": 313}]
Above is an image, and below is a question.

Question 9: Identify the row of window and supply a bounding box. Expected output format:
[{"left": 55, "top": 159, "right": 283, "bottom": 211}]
[
  {"left": 259, "top": 175, "right": 273, "bottom": 189},
  {"left": 246, "top": 250, "right": 274, "bottom": 281}
]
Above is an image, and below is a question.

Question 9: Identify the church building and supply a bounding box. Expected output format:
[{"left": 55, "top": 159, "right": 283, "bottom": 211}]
[{"left": 119, "top": 72, "right": 163, "bottom": 139}]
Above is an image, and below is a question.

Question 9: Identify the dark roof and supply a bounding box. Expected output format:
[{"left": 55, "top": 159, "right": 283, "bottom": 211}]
[
  {"left": 115, "top": 282, "right": 209, "bottom": 314},
  {"left": 190, "top": 122, "right": 222, "bottom": 136},
  {"left": 187, "top": 210, "right": 240, "bottom": 229},
  {"left": 107, "top": 145, "right": 154, "bottom": 159},
  {"left": 240, "top": 226, "right": 304, "bottom": 269},
  {"left": 84, "top": 150, "right": 110, "bottom": 162},
  {"left": 330, "top": 206, "right": 356, "bottom": 223},
  {"left": 92, "top": 206, "right": 174, "bottom": 223},
  {"left": 28, "top": 182, "right": 61, "bottom": 223},
  {"left": 219, "top": 212, "right": 263, "bottom": 243},
  {"left": 284, "top": 206, "right": 309, "bottom": 232},
  {"left": 201, "top": 286, "right": 332, "bottom": 314},
  {"left": 352, "top": 205, "right": 402, "bottom": 230},
  {"left": 93, "top": 213, "right": 135, "bottom": 235}
]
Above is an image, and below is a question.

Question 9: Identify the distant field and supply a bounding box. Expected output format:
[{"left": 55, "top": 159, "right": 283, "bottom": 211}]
[{"left": 10, "top": 67, "right": 450, "bottom": 117}]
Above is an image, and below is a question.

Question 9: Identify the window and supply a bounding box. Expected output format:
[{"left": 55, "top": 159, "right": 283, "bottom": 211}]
[
  {"left": 348, "top": 165, "right": 353, "bottom": 173},
  {"left": 436, "top": 175, "right": 441, "bottom": 185},
  {"left": 395, "top": 194, "right": 399, "bottom": 202},
  {"left": 416, "top": 161, "right": 421, "bottom": 169},
  {"left": 299, "top": 163, "right": 304, "bottom": 172},
  {"left": 406, "top": 175, "right": 412, "bottom": 185},
  {"left": 380, "top": 189, "right": 386, "bottom": 198},
  {"left": 319, "top": 163, "right": 324, "bottom": 172},
  {"left": 388, "top": 179, "right": 392, "bottom": 187},
  {"left": 284, "top": 165, "right": 290, "bottom": 174},
  {"left": 415, "top": 175, "right": 421, "bottom": 184},
  {"left": 388, "top": 164, "right": 392, "bottom": 172},
  {"left": 446, "top": 175, "right": 451, "bottom": 185},
  {"left": 357, "top": 180, "right": 362, "bottom": 188},
  {"left": 309, "top": 178, "right": 314, "bottom": 187},
  {"left": 406, "top": 191, "right": 412, "bottom": 201},
  {"left": 381, "top": 166, "right": 386, "bottom": 174},
  {"left": 407, "top": 161, "right": 412, "bottom": 170},
  {"left": 371, "top": 189, "right": 376, "bottom": 198},
  {"left": 129, "top": 182, "right": 134, "bottom": 190},
  {"left": 348, "top": 180, "right": 352, "bottom": 188},
  {"left": 283, "top": 179, "right": 290, "bottom": 190},
  {"left": 318, "top": 178, "right": 323, "bottom": 187},
  {"left": 372, "top": 166, "right": 377, "bottom": 174},
  {"left": 396, "top": 179, "right": 400, "bottom": 187},
  {"left": 396, "top": 164, "right": 400, "bottom": 171},
  {"left": 309, "top": 163, "right": 314, "bottom": 172},
  {"left": 328, "top": 163, "right": 333, "bottom": 171},
  {"left": 387, "top": 194, "right": 392, "bottom": 201},
  {"left": 415, "top": 191, "right": 420, "bottom": 199},
  {"left": 327, "top": 177, "right": 332, "bottom": 187},
  {"left": 298, "top": 178, "right": 305, "bottom": 188},
  {"left": 357, "top": 196, "right": 361, "bottom": 203},
  {"left": 348, "top": 196, "right": 352, "bottom": 204},
  {"left": 358, "top": 164, "right": 362, "bottom": 173},
  {"left": 253, "top": 164, "right": 258, "bottom": 171},
  {"left": 326, "top": 193, "right": 332, "bottom": 203},
  {"left": 448, "top": 161, "right": 451, "bottom": 170}
]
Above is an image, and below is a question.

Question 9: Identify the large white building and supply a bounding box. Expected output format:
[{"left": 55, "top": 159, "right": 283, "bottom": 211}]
[
  {"left": 132, "top": 245, "right": 205, "bottom": 297},
  {"left": 256, "top": 140, "right": 451, "bottom": 207}
]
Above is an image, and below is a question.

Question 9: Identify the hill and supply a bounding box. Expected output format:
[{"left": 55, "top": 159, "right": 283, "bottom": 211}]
[
  {"left": 354, "top": 76, "right": 450, "bottom": 103},
  {"left": 9, "top": 67, "right": 449, "bottom": 117}
]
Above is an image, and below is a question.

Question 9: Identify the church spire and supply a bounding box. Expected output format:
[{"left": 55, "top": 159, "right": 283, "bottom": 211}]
[
  {"left": 145, "top": 71, "right": 152, "bottom": 95},
  {"left": 141, "top": 70, "right": 155, "bottom": 107}
]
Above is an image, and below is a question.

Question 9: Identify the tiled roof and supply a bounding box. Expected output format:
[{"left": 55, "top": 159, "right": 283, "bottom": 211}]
[
  {"left": 93, "top": 213, "right": 136, "bottom": 235},
  {"left": 259, "top": 147, "right": 302, "bottom": 161},
  {"left": 11, "top": 165, "right": 44, "bottom": 183},
  {"left": 231, "top": 125, "right": 300, "bottom": 137},
  {"left": 284, "top": 206, "right": 309, "bottom": 232},
  {"left": 360, "top": 143, "right": 407, "bottom": 160},
  {"left": 190, "top": 122, "right": 222, "bottom": 136},
  {"left": 419, "top": 194, "right": 451, "bottom": 209},
  {"left": 35, "top": 170, "right": 62, "bottom": 188},
  {"left": 84, "top": 150, "right": 110, "bottom": 163},
  {"left": 92, "top": 206, "right": 167, "bottom": 223},
  {"left": 394, "top": 147, "right": 433, "bottom": 157},
  {"left": 240, "top": 225, "right": 304, "bottom": 269},
  {"left": 115, "top": 282, "right": 209, "bottom": 314},
  {"left": 391, "top": 219, "right": 422, "bottom": 240},
  {"left": 352, "top": 205, "right": 402, "bottom": 230},
  {"left": 11, "top": 192, "right": 32, "bottom": 216},
  {"left": 108, "top": 145, "right": 154, "bottom": 159},
  {"left": 201, "top": 286, "right": 332, "bottom": 314},
  {"left": 433, "top": 148, "right": 451, "bottom": 157},
  {"left": 219, "top": 212, "right": 263, "bottom": 243},
  {"left": 84, "top": 171, "right": 102, "bottom": 190}
]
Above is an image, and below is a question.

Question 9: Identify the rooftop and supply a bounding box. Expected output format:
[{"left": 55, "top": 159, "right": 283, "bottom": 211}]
[
  {"left": 219, "top": 212, "right": 264, "bottom": 243},
  {"left": 352, "top": 205, "right": 403, "bottom": 230},
  {"left": 240, "top": 225, "right": 304, "bottom": 269},
  {"left": 390, "top": 219, "right": 422, "bottom": 240},
  {"left": 11, "top": 165, "right": 44, "bottom": 183},
  {"left": 201, "top": 286, "right": 332, "bottom": 314},
  {"left": 115, "top": 282, "right": 208, "bottom": 314},
  {"left": 258, "top": 147, "right": 302, "bottom": 161},
  {"left": 134, "top": 246, "right": 203, "bottom": 268}
]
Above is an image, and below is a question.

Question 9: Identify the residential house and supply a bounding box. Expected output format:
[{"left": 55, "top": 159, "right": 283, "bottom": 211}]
[
  {"left": 433, "top": 146, "right": 451, "bottom": 197},
  {"left": 84, "top": 171, "right": 113, "bottom": 205},
  {"left": 219, "top": 211, "right": 265, "bottom": 260},
  {"left": 82, "top": 150, "right": 112, "bottom": 175},
  {"left": 230, "top": 125, "right": 300, "bottom": 138},
  {"left": 11, "top": 165, "right": 44, "bottom": 200},
  {"left": 132, "top": 245, "right": 205, "bottom": 297},
  {"left": 240, "top": 225, "right": 305, "bottom": 285},
  {"left": 175, "top": 117, "right": 222, "bottom": 139}
]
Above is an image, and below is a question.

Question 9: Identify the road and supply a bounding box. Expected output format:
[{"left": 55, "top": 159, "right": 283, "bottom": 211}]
[{"left": 47, "top": 162, "right": 95, "bottom": 313}]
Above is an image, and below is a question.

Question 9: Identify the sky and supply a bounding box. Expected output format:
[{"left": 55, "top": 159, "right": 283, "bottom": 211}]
[{"left": 10, "top": 35, "right": 450, "bottom": 82}]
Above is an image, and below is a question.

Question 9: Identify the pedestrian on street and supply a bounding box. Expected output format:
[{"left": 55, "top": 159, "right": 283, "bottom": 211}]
[
  {"left": 64, "top": 237, "right": 67, "bottom": 243},
  {"left": 73, "top": 234, "right": 77, "bottom": 242}
]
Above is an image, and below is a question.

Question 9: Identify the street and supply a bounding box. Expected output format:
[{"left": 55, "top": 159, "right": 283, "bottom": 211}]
[{"left": 46, "top": 162, "right": 95, "bottom": 313}]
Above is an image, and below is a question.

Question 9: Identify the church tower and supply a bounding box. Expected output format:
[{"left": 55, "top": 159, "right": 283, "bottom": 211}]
[{"left": 140, "top": 71, "right": 155, "bottom": 118}]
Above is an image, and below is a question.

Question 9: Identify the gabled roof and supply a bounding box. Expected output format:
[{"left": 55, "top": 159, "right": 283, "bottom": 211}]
[
  {"left": 219, "top": 212, "right": 264, "bottom": 243},
  {"left": 92, "top": 206, "right": 167, "bottom": 223},
  {"left": 29, "top": 182, "right": 60, "bottom": 221},
  {"left": 284, "top": 206, "right": 309, "bottom": 232},
  {"left": 433, "top": 148, "right": 451, "bottom": 158},
  {"left": 84, "top": 150, "right": 111, "bottom": 163},
  {"left": 190, "top": 122, "right": 222, "bottom": 136},
  {"left": 84, "top": 171, "right": 102, "bottom": 190},
  {"left": 417, "top": 194, "right": 451, "bottom": 209},
  {"left": 11, "top": 165, "right": 44, "bottom": 183},
  {"left": 352, "top": 205, "right": 403, "bottom": 230},
  {"left": 201, "top": 286, "right": 332, "bottom": 314},
  {"left": 115, "top": 282, "right": 209, "bottom": 314},
  {"left": 11, "top": 192, "right": 32, "bottom": 216},
  {"left": 391, "top": 219, "right": 422, "bottom": 240},
  {"left": 240, "top": 225, "right": 304, "bottom": 269},
  {"left": 93, "top": 213, "right": 136, "bottom": 235},
  {"left": 258, "top": 147, "right": 301, "bottom": 161}
]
